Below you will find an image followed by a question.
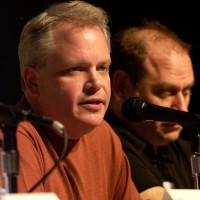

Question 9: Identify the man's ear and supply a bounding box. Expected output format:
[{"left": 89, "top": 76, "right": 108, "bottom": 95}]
[
  {"left": 111, "top": 69, "right": 134, "bottom": 101},
  {"left": 22, "top": 66, "right": 39, "bottom": 95}
]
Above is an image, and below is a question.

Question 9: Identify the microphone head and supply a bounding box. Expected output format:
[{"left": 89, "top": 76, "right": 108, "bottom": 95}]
[{"left": 122, "top": 97, "right": 146, "bottom": 121}]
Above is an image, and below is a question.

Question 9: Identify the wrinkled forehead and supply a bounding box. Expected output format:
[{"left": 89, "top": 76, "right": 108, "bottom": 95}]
[{"left": 141, "top": 45, "right": 194, "bottom": 85}]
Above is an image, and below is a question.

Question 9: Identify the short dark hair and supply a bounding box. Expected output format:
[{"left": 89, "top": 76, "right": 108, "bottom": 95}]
[{"left": 110, "top": 19, "right": 191, "bottom": 85}]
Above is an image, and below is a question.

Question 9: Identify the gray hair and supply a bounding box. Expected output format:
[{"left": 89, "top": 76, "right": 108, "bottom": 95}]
[{"left": 18, "top": 0, "right": 111, "bottom": 89}]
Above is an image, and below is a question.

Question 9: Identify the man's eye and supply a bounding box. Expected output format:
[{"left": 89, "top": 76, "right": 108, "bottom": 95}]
[
  {"left": 183, "top": 91, "right": 192, "bottom": 98},
  {"left": 98, "top": 66, "right": 109, "bottom": 71},
  {"left": 157, "top": 91, "right": 172, "bottom": 98}
]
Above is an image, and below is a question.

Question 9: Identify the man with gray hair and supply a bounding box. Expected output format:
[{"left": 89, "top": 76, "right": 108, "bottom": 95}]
[{"left": 0, "top": 1, "right": 142, "bottom": 199}]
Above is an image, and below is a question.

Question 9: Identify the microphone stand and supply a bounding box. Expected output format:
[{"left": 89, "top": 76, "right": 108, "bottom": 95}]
[
  {"left": 1, "top": 123, "right": 19, "bottom": 193},
  {"left": 190, "top": 131, "right": 200, "bottom": 189}
]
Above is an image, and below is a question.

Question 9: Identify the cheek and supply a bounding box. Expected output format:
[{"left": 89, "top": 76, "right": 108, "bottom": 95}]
[
  {"left": 39, "top": 78, "right": 74, "bottom": 102},
  {"left": 41, "top": 80, "right": 59, "bottom": 96}
]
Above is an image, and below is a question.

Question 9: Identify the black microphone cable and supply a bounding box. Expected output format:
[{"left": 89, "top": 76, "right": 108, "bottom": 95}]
[{"left": 26, "top": 120, "right": 68, "bottom": 193}]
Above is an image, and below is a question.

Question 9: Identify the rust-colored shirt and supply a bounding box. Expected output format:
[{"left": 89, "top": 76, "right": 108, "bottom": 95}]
[{"left": 0, "top": 97, "right": 142, "bottom": 200}]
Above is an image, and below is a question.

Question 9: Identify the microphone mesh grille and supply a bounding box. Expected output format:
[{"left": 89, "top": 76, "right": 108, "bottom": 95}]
[{"left": 122, "top": 97, "right": 145, "bottom": 121}]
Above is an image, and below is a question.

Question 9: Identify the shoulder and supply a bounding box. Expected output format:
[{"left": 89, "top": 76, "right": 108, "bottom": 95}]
[
  {"left": 16, "top": 121, "right": 47, "bottom": 148},
  {"left": 17, "top": 121, "right": 39, "bottom": 137}
]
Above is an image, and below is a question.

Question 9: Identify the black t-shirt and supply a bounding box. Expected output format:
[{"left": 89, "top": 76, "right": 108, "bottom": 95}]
[{"left": 105, "top": 111, "right": 194, "bottom": 192}]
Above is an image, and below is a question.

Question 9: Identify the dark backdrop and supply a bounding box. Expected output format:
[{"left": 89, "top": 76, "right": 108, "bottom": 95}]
[{"left": 1, "top": 0, "right": 200, "bottom": 115}]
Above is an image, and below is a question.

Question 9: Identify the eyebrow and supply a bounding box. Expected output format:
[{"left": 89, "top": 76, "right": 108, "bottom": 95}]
[
  {"left": 153, "top": 81, "right": 195, "bottom": 90},
  {"left": 98, "top": 59, "right": 112, "bottom": 66}
]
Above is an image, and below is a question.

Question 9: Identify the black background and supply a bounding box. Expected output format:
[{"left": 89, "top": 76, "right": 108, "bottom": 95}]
[{"left": 1, "top": 0, "right": 200, "bottom": 115}]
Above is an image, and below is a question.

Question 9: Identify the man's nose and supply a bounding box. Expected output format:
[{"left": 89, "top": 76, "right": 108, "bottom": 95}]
[
  {"left": 84, "top": 72, "right": 102, "bottom": 93},
  {"left": 172, "top": 93, "right": 188, "bottom": 112}
]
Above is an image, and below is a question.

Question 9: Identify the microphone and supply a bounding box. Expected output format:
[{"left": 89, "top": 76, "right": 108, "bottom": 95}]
[
  {"left": 0, "top": 102, "right": 68, "bottom": 193},
  {"left": 0, "top": 102, "right": 64, "bottom": 133},
  {"left": 122, "top": 97, "right": 200, "bottom": 130}
]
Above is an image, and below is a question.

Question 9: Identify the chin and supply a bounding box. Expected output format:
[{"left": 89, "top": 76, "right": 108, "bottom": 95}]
[
  {"left": 81, "top": 115, "right": 104, "bottom": 126},
  {"left": 164, "top": 131, "right": 180, "bottom": 142}
]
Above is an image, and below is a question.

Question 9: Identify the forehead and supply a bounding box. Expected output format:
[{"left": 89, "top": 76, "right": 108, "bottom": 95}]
[
  {"left": 45, "top": 23, "right": 111, "bottom": 67},
  {"left": 53, "top": 22, "right": 110, "bottom": 48},
  {"left": 141, "top": 47, "right": 194, "bottom": 88}
]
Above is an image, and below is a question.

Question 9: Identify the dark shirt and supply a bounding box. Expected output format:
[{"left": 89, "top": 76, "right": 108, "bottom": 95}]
[{"left": 105, "top": 111, "right": 194, "bottom": 192}]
